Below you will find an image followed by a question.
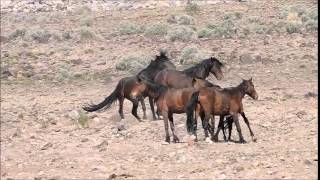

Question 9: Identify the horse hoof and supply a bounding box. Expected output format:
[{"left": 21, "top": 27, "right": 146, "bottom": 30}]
[
  {"left": 173, "top": 137, "right": 180, "bottom": 143},
  {"left": 165, "top": 137, "right": 170, "bottom": 143},
  {"left": 239, "top": 139, "right": 246, "bottom": 144},
  {"left": 213, "top": 136, "right": 219, "bottom": 142},
  {"left": 252, "top": 137, "right": 257, "bottom": 142}
]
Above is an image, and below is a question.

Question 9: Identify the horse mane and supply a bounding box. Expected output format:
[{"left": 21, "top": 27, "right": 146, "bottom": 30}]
[
  {"left": 141, "top": 78, "right": 168, "bottom": 98},
  {"left": 183, "top": 58, "right": 212, "bottom": 79},
  {"left": 137, "top": 52, "right": 175, "bottom": 80}
]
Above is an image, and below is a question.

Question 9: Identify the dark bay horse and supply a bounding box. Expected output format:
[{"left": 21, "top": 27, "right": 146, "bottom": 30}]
[
  {"left": 154, "top": 57, "right": 224, "bottom": 89},
  {"left": 137, "top": 51, "right": 176, "bottom": 119},
  {"left": 186, "top": 78, "right": 258, "bottom": 143},
  {"left": 83, "top": 52, "right": 175, "bottom": 121},
  {"left": 139, "top": 77, "right": 217, "bottom": 143}
]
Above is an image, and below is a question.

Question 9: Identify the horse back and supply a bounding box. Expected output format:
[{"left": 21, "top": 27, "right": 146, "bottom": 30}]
[{"left": 155, "top": 69, "right": 192, "bottom": 89}]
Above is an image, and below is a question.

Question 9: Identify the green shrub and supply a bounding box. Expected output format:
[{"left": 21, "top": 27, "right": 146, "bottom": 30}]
[
  {"left": 206, "top": 20, "right": 237, "bottom": 38},
  {"left": 30, "top": 29, "right": 52, "bottom": 43},
  {"left": 78, "top": 111, "right": 89, "bottom": 128},
  {"left": 224, "top": 12, "right": 243, "bottom": 20},
  {"left": 179, "top": 46, "right": 205, "bottom": 64},
  {"left": 305, "top": 19, "right": 318, "bottom": 32},
  {"left": 119, "top": 23, "right": 144, "bottom": 35},
  {"left": 197, "top": 28, "right": 214, "bottom": 38},
  {"left": 285, "top": 21, "right": 303, "bottom": 34},
  {"left": 116, "top": 55, "right": 151, "bottom": 74},
  {"left": 79, "top": 27, "right": 94, "bottom": 40},
  {"left": 185, "top": 3, "right": 200, "bottom": 15},
  {"left": 73, "top": 5, "right": 92, "bottom": 16},
  {"left": 144, "top": 23, "right": 168, "bottom": 37},
  {"left": 178, "top": 15, "right": 195, "bottom": 25},
  {"left": 167, "top": 14, "right": 195, "bottom": 25},
  {"left": 9, "top": 29, "right": 27, "bottom": 40},
  {"left": 167, "top": 26, "right": 195, "bottom": 41},
  {"left": 80, "top": 16, "right": 94, "bottom": 27}
]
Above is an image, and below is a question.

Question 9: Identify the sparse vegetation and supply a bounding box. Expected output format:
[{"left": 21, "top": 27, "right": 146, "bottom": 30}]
[
  {"left": 198, "top": 20, "right": 237, "bottom": 38},
  {"left": 116, "top": 55, "right": 151, "bottom": 74},
  {"left": 9, "top": 29, "right": 26, "bottom": 40},
  {"left": 119, "top": 23, "right": 145, "bottom": 35},
  {"left": 167, "top": 14, "right": 195, "bottom": 25},
  {"left": 185, "top": 3, "right": 200, "bottom": 15},
  {"left": 80, "top": 16, "right": 94, "bottom": 27},
  {"left": 30, "top": 29, "right": 52, "bottom": 43},
  {"left": 78, "top": 111, "right": 90, "bottom": 128},
  {"left": 144, "top": 23, "right": 168, "bottom": 37},
  {"left": 78, "top": 27, "right": 95, "bottom": 40},
  {"left": 179, "top": 46, "right": 207, "bottom": 65},
  {"left": 167, "top": 26, "right": 195, "bottom": 42}
]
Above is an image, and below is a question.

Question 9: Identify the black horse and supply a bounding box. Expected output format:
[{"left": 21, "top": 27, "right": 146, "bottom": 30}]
[
  {"left": 83, "top": 51, "right": 176, "bottom": 120},
  {"left": 136, "top": 51, "right": 176, "bottom": 119},
  {"left": 154, "top": 57, "right": 224, "bottom": 89}
]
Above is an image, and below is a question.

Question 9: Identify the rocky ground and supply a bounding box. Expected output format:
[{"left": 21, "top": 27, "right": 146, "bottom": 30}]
[{"left": 1, "top": 0, "right": 318, "bottom": 179}]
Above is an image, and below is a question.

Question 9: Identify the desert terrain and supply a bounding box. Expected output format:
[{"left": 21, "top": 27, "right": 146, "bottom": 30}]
[{"left": 1, "top": 0, "right": 318, "bottom": 179}]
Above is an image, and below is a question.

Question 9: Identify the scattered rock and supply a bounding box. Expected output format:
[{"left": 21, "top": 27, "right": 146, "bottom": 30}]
[
  {"left": 296, "top": 111, "right": 307, "bottom": 119},
  {"left": 304, "top": 159, "right": 312, "bottom": 165},
  {"left": 95, "top": 140, "right": 108, "bottom": 149},
  {"left": 235, "top": 166, "right": 244, "bottom": 172},
  {"left": 116, "top": 121, "right": 126, "bottom": 131},
  {"left": 81, "top": 138, "right": 89, "bottom": 143},
  {"left": 304, "top": 92, "right": 317, "bottom": 98},
  {"left": 70, "top": 59, "right": 83, "bottom": 65},
  {"left": 41, "top": 142, "right": 53, "bottom": 150}
]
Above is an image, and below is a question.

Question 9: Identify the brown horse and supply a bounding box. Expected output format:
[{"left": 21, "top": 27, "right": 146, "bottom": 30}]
[
  {"left": 83, "top": 76, "right": 147, "bottom": 121},
  {"left": 137, "top": 51, "right": 176, "bottom": 119},
  {"left": 186, "top": 78, "right": 258, "bottom": 143},
  {"left": 154, "top": 57, "right": 224, "bottom": 89},
  {"left": 139, "top": 77, "right": 217, "bottom": 143},
  {"left": 83, "top": 52, "right": 175, "bottom": 121}
]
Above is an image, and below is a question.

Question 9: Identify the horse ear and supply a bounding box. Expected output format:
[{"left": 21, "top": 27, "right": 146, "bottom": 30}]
[
  {"left": 249, "top": 77, "right": 253, "bottom": 82},
  {"left": 137, "top": 76, "right": 142, "bottom": 83},
  {"left": 192, "top": 78, "right": 196, "bottom": 85}
]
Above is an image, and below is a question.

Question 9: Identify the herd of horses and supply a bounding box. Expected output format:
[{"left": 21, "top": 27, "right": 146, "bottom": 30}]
[{"left": 83, "top": 51, "right": 258, "bottom": 143}]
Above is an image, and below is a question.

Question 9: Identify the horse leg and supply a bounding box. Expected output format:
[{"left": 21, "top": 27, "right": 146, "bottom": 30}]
[
  {"left": 203, "top": 112, "right": 213, "bottom": 141},
  {"left": 139, "top": 97, "right": 147, "bottom": 120},
  {"left": 118, "top": 97, "right": 124, "bottom": 119},
  {"left": 162, "top": 111, "right": 170, "bottom": 143},
  {"left": 149, "top": 97, "right": 157, "bottom": 120},
  {"left": 214, "top": 115, "right": 225, "bottom": 141},
  {"left": 200, "top": 111, "right": 209, "bottom": 139},
  {"left": 130, "top": 99, "right": 142, "bottom": 122},
  {"left": 209, "top": 115, "right": 215, "bottom": 139},
  {"left": 226, "top": 116, "right": 233, "bottom": 141},
  {"left": 233, "top": 114, "right": 246, "bottom": 143},
  {"left": 193, "top": 112, "right": 198, "bottom": 142},
  {"left": 168, "top": 113, "right": 179, "bottom": 143},
  {"left": 241, "top": 112, "right": 256, "bottom": 142}
]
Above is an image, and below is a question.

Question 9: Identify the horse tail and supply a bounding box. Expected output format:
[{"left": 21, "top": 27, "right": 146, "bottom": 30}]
[
  {"left": 186, "top": 91, "right": 200, "bottom": 134},
  {"left": 83, "top": 81, "right": 122, "bottom": 112}
]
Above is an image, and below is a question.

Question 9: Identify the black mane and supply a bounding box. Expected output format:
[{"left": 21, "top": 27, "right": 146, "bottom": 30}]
[
  {"left": 137, "top": 52, "right": 176, "bottom": 81},
  {"left": 142, "top": 78, "right": 168, "bottom": 99},
  {"left": 183, "top": 58, "right": 213, "bottom": 79},
  {"left": 183, "top": 57, "right": 223, "bottom": 79}
]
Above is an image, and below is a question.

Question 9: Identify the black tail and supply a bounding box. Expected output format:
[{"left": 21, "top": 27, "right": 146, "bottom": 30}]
[
  {"left": 186, "top": 91, "right": 200, "bottom": 134},
  {"left": 83, "top": 82, "right": 121, "bottom": 112}
]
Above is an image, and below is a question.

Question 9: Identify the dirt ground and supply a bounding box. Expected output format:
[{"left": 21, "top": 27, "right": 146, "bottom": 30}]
[{"left": 1, "top": 0, "right": 318, "bottom": 179}]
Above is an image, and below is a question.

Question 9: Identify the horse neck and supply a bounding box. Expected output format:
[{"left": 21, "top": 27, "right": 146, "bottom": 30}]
[
  {"left": 183, "top": 65, "right": 209, "bottom": 79},
  {"left": 235, "top": 84, "right": 247, "bottom": 99},
  {"left": 146, "top": 82, "right": 167, "bottom": 98}
]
